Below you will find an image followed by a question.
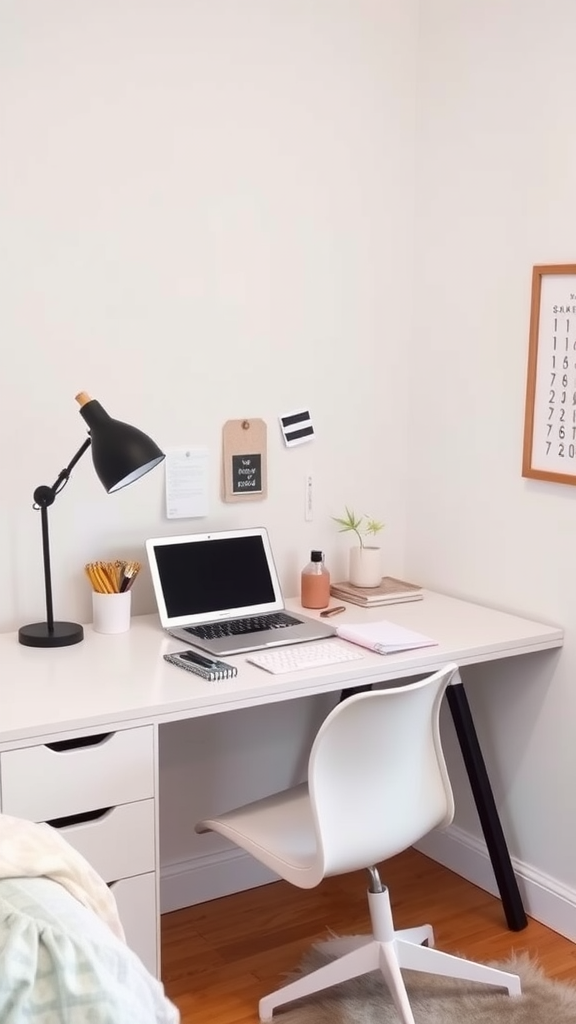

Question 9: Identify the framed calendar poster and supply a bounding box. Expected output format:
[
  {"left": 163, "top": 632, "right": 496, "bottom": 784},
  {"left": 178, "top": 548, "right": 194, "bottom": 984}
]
[{"left": 523, "top": 264, "right": 576, "bottom": 484}]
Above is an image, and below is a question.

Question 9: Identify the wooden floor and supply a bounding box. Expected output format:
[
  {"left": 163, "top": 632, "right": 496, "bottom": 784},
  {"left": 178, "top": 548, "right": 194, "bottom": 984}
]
[{"left": 160, "top": 849, "right": 576, "bottom": 1023}]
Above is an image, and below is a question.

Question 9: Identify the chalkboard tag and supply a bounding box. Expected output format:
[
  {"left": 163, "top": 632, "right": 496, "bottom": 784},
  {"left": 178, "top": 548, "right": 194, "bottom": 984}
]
[{"left": 222, "top": 418, "right": 268, "bottom": 502}]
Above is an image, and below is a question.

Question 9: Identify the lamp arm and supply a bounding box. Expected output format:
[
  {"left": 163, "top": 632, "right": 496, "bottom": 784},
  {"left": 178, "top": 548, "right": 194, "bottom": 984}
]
[
  {"left": 32, "top": 437, "right": 92, "bottom": 509},
  {"left": 31, "top": 436, "right": 92, "bottom": 634}
]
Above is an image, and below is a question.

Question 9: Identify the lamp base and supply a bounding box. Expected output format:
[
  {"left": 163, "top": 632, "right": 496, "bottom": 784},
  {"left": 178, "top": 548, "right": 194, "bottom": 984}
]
[{"left": 18, "top": 621, "right": 84, "bottom": 648}]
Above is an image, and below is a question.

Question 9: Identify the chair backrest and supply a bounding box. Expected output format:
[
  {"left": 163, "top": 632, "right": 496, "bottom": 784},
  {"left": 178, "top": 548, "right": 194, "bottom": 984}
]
[{"left": 307, "top": 663, "right": 458, "bottom": 878}]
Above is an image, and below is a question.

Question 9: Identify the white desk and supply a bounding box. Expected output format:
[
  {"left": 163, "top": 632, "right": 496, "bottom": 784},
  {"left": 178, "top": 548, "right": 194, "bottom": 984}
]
[{"left": 0, "top": 591, "right": 563, "bottom": 973}]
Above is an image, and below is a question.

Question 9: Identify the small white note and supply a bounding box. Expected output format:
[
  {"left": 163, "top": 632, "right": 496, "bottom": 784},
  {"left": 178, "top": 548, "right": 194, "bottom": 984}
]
[
  {"left": 165, "top": 447, "right": 209, "bottom": 519},
  {"left": 279, "top": 408, "right": 315, "bottom": 447}
]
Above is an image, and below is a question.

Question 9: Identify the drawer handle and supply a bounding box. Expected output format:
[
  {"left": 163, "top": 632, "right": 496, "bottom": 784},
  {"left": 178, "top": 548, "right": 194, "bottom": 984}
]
[
  {"left": 46, "top": 733, "right": 112, "bottom": 753},
  {"left": 46, "top": 807, "right": 113, "bottom": 829}
]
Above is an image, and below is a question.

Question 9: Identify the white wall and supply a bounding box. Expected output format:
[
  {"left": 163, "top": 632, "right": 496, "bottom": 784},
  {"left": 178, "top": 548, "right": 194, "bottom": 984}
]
[
  {"left": 4, "top": 0, "right": 575, "bottom": 937},
  {"left": 410, "top": 0, "right": 576, "bottom": 927},
  {"left": 0, "top": 0, "right": 414, "bottom": 632},
  {"left": 0, "top": 2, "right": 416, "bottom": 907}
]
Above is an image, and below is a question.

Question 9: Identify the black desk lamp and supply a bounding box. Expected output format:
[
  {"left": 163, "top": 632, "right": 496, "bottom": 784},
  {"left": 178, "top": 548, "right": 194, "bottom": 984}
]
[{"left": 18, "top": 391, "right": 165, "bottom": 648}]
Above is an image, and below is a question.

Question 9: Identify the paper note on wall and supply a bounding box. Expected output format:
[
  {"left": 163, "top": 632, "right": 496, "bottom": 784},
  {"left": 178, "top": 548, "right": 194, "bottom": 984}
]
[{"left": 165, "top": 447, "right": 209, "bottom": 519}]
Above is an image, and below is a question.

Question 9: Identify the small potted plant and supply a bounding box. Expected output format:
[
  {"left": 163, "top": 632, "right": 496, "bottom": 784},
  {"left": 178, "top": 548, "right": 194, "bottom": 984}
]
[{"left": 332, "top": 507, "right": 385, "bottom": 587}]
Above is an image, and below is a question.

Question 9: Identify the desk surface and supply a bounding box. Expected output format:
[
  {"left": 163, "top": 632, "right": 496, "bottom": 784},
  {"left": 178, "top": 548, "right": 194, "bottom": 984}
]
[{"left": 0, "top": 591, "right": 563, "bottom": 747}]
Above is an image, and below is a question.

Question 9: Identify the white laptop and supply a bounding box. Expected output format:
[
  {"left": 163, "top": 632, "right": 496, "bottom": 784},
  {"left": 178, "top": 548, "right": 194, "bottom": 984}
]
[{"left": 146, "top": 528, "right": 336, "bottom": 656}]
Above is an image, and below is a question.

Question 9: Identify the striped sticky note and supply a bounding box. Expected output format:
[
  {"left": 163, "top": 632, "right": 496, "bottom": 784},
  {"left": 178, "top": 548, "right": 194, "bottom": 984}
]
[{"left": 279, "top": 409, "right": 315, "bottom": 446}]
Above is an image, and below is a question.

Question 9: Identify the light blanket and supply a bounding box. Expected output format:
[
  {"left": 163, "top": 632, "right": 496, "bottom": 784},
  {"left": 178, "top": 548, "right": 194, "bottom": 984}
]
[
  {"left": 0, "top": 813, "right": 124, "bottom": 939},
  {"left": 0, "top": 815, "right": 180, "bottom": 1022},
  {"left": 0, "top": 876, "right": 179, "bottom": 1023}
]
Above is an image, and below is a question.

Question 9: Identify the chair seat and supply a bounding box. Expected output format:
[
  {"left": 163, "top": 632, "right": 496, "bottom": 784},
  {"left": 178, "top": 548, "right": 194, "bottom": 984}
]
[{"left": 197, "top": 782, "right": 323, "bottom": 888}]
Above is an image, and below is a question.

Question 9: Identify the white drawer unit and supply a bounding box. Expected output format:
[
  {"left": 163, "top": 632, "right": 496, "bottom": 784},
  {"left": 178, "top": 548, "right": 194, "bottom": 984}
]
[
  {"left": 111, "top": 872, "right": 159, "bottom": 977},
  {"left": 47, "top": 799, "right": 156, "bottom": 884},
  {"left": 0, "top": 724, "right": 160, "bottom": 976},
  {"left": 0, "top": 726, "right": 155, "bottom": 822}
]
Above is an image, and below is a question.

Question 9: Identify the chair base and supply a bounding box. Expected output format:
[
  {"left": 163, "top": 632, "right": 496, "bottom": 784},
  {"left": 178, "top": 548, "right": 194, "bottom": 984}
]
[{"left": 259, "top": 888, "right": 521, "bottom": 1023}]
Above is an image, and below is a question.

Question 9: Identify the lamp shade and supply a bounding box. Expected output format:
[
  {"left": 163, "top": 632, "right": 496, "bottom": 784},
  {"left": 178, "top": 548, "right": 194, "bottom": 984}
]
[{"left": 77, "top": 392, "right": 165, "bottom": 492}]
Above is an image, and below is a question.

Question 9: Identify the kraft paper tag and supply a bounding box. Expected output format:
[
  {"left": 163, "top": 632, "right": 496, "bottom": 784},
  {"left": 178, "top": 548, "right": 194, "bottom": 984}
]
[{"left": 221, "top": 418, "right": 268, "bottom": 502}]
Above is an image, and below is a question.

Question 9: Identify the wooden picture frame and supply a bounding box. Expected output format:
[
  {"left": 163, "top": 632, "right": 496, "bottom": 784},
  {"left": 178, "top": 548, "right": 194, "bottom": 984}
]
[{"left": 522, "top": 264, "right": 576, "bottom": 484}]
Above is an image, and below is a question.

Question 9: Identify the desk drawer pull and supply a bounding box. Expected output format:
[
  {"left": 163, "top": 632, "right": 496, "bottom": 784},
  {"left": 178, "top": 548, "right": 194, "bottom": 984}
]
[
  {"left": 46, "top": 807, "right": 112, "bottom": 829},
  {"left": 46, "top": 733, "right": 112, "bottom": 752},
  {"left": 49, "top": 802, "right": 155, "bottom": 888}
]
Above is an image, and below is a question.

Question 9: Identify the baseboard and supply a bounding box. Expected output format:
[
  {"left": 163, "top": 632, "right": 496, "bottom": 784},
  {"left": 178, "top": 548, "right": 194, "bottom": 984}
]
[
  {"left": 160, "top": 848, "right": 277, "bottom": 914},
  {"left": 160, "top": 826, "right": 576, "bottom": 943},
  {"left": 415, "top": 825, "right": 576, "bottom": 942}
]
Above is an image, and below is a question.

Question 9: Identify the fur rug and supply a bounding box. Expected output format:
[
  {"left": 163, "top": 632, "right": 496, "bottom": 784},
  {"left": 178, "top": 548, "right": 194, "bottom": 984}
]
[{"left": 275, "top": 942, "right": 576, "bottom": 1023}]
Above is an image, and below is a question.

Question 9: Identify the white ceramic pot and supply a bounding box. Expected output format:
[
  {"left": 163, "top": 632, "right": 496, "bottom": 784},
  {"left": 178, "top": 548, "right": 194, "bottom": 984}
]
[{"left": 349, "top": 546, "right": 382, "bottom": 588}]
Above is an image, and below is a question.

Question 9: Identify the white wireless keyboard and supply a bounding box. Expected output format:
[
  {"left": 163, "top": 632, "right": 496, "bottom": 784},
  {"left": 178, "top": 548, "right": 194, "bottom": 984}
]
[{"left": 247, "top": 642, "right": 364, "bottom": 675}]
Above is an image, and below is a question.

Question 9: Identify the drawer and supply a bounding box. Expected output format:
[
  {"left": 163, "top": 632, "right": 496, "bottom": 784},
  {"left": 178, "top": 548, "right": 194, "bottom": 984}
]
[
  {"left": 110, "top": 872, "right": 158, "bottom": 977},
  {"left": 48, "top": 799, "right": 156, "bottom": 884},
  {"left": 0, "top": 726, "right": 155, "bottom": 822}
]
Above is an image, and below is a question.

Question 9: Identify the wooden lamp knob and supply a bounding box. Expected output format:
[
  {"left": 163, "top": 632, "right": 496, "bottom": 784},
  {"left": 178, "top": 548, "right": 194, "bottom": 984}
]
[{"left": 75, "top": 391, "right": 93, "bottom": 407}]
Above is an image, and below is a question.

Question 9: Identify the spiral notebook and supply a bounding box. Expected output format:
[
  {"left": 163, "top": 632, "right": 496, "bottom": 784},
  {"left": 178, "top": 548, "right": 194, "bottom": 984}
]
[{"left": 336, "top": 620, "right": 437, "bottom": 655}]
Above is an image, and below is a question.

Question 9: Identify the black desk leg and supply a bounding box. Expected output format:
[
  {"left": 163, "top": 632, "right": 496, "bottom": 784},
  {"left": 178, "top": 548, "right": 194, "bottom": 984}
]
[
  {"left": 339, "top": 685, "right": 372, "bottom": 702},
  {"left": 446, "top": 681, "right": 527, "bottom": 931}
]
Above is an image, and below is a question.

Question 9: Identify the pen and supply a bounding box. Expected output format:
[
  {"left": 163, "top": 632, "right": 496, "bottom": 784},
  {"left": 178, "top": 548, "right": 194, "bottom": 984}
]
[
  {"left": 181, "top": 649, "right": 218, "bottom": 668},
  {"left": 180, "top": 649, "right": 237, "bottom": 680},
  {"left": 320, "top": 605, "right": 346, "bottom": 618},
  {"left": 119, "top": 561, "right": 141, "bottom": 592}
]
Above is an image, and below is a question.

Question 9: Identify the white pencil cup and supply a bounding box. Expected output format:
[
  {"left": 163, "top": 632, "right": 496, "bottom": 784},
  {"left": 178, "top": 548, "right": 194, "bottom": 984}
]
[{"left": 92, "top": 591, "right": 132, "bottom": 634}]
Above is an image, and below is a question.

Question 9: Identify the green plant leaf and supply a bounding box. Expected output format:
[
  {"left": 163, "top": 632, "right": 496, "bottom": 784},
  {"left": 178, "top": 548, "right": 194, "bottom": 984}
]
[
  {"left": 331, "top": 506, "right": 363, "bottom": 532},
  {"left": 331, "top": 507, "right": 385, "bottom": 547},
  {"left": 364, "top": 517, "right": 385, "bottom": 536}
]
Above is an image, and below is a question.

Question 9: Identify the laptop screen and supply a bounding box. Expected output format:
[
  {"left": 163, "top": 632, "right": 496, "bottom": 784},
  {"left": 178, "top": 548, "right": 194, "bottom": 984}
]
[{"left": 146, "top": 528, "right": 285, "bottom": 627}]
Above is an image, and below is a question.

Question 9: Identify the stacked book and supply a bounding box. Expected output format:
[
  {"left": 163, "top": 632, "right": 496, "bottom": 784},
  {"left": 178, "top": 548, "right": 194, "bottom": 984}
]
[{"left": 329, "top": 576, "right": 423, "bottom": 607}]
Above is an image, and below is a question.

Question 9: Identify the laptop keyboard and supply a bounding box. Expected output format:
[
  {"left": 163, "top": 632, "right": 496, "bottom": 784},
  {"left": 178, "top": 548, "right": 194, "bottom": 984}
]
[{"left": 184, "top": 612, "right": 300, "bottom": 640}]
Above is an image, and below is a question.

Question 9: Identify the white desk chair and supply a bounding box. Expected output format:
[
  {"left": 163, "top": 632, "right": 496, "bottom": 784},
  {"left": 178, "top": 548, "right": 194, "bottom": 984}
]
[{"left": 196, "top": 662, "right": 521, "bottom": 1024}]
